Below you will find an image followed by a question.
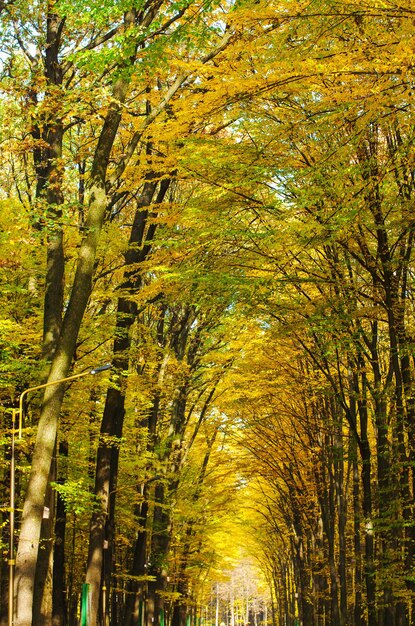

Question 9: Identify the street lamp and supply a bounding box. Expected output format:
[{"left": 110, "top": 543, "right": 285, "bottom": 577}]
[{"left": 8, "top": 363, "right": 112, "bottom": 626}]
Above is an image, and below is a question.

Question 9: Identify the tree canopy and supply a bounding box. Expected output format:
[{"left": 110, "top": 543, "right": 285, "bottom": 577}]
[{"left": 1, "top": 1, "right": 415, "bottom": 625}]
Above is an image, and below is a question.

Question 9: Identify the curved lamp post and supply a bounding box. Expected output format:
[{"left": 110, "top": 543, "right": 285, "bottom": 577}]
[{"left": 8, "top": 363, "right": 112, "bottom": 626}]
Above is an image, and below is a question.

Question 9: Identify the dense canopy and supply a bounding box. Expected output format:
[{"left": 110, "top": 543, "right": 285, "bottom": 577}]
[{"left": 1, "top": 1, "right": 415, "bottom": 625}]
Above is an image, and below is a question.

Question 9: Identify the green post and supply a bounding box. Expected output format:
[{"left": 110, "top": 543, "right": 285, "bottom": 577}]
[
  {"left": 81, "top": 583, "right": 90, "bottom": 626},
  {"left": 160, "top": 609, "right": 165, "bottom": 626}
]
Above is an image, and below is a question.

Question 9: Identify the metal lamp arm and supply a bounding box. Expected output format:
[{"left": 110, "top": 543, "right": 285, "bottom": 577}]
[{"left": 17, "top": 364, "right": 112, "bottom": 438}]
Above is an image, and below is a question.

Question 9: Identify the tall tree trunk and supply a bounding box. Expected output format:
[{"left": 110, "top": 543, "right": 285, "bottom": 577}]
[
  {"left": 358, "top": 386, "right": 376, "bottom": 626},
  {"left": 32, "top": 453, "right": 56, "bottom": 626},
  {"left": 335, "top": 412, "right": 347, "bottom": 626},
  {"left": 13, "top": 62, "right": 132, "bottom": 625},
  {"left": 352, "top": 452, "right": 363, "bottom": 626},
  {"left": 85, "top": 178, "right": 170, "bottom": 626},
  {"left": 31, "top": 9, "right": 65, "bottom": 623},
  {"left": 146, "top": 483, "right": 172, "bottom": 626},
  {"left": 52, "top": 440, "right": 68, "bottom": 626},
  {"left": 123, "top": 495, "right": 150, "bottom": 626},
  {"left": 123, "top": 357, "right": 167, "bottom": 626},
  {"left": 171, "top": 437, "right": 217, "bottom": 626}
]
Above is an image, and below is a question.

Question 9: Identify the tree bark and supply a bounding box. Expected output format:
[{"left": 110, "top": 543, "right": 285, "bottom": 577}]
[
  {"left": 171, "top": 437, "right": 217, "bottom": 626},
  {"left": 14, "top": 65, "right": 131, "bottom": 626},
  {"left": 85, "top": 178, "right": 170, "bottom": 626},
  {"left": 32, "top": 453, "right": 56, "bottom": 626},
  {"left": 32, "top": 10, "right": 65, "bottom": 619},
  {"left": 52, "top": 440, "right": 68, "bottom": 626}
]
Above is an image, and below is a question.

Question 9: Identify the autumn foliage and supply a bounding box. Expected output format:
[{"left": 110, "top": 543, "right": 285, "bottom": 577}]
[{"left": 1, "top": 1, "right": 415, "bottom": 626}]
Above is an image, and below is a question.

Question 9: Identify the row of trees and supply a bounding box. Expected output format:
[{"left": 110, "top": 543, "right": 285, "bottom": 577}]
[
  {"left": 226, "top": 3, "right": 415, "bottom": 623},
  {"left": 1, "top": 0, "right": 415, "bottom": 625}
]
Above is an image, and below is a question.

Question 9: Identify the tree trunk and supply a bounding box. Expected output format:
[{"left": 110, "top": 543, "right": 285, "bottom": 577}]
[
  {"left": 32, "top": 453, "right": 56, "bottom": 626},
  {"left": 123, "top": 496, "right": 149, "bottom": 626},
  {"left": 52, "top": 440, "right": 68, "bottom": 626},
  {"left": 85, "top": 178, "right": 169, "bottom": 626},
  {"left": 31, "top": 9, "right": 65, "bottom": 623},
  {"left": 13, "top": 66, "right": 131, "bottom": 625}
]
